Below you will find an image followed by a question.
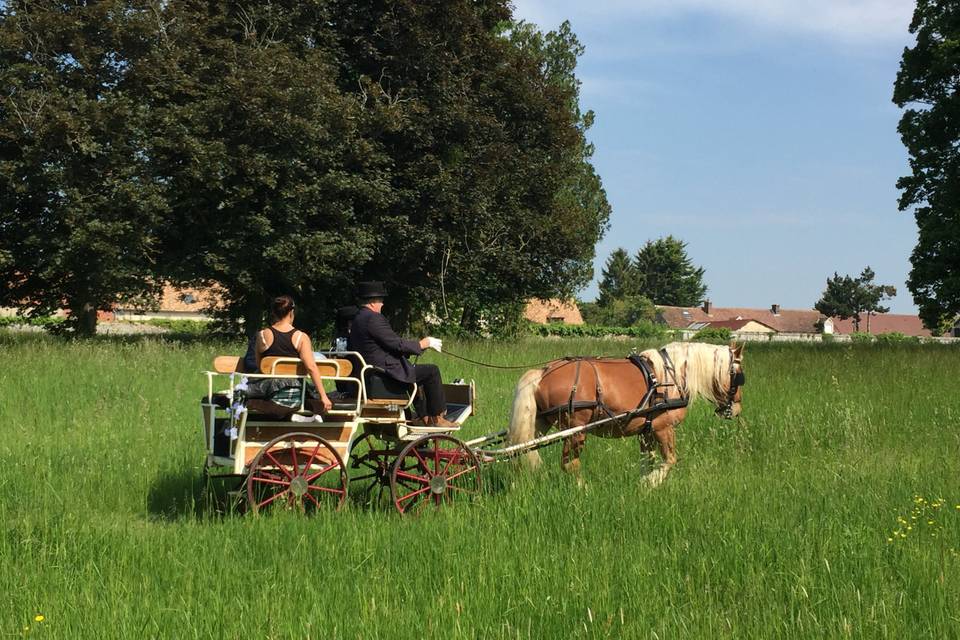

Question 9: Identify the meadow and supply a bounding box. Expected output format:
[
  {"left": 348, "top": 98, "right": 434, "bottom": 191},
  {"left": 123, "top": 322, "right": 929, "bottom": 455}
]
[{"left": 1, "top": 332, "right": 959, "bottom": 638}]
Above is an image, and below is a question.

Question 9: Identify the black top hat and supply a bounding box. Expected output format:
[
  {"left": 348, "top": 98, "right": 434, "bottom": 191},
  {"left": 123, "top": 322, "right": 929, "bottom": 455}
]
[{"left": 356, "top": 281, "right": 388, "bottom": 300}]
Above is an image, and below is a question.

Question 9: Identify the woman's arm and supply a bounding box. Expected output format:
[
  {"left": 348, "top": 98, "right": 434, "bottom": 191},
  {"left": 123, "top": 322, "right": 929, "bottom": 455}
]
[{"left": 296, "top": 332, "right": 333, "bottom": 412}]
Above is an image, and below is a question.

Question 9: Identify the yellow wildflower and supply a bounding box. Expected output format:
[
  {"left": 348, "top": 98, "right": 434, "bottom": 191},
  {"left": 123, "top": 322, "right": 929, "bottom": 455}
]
[{"left": 34, "top": 615, "right": 44, "bottom": 623}]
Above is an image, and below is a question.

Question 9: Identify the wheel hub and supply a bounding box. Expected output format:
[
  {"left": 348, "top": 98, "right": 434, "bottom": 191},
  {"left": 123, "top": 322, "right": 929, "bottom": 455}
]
[
  {"left": 429, "top": 475, "right": 447, "bottom": 495},
  {"left": 289, "top": 476, "right": 308, "bottom": 497}
]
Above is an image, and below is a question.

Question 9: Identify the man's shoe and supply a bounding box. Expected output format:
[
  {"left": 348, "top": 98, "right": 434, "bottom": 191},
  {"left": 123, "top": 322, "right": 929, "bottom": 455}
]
[{"left": 431, "top": 415, "right": 458, "bottom": 428}]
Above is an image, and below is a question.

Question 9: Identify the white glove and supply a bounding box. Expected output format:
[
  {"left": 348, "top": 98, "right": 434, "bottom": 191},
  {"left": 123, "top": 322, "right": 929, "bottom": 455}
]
[{"left": 426, "top": 337, "right": 443, "bottom": 353}]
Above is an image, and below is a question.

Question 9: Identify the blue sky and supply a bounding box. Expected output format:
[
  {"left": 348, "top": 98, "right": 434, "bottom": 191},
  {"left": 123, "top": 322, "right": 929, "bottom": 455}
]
[{"left": 511, "top": 0, "right": 919, "bottom": 313}]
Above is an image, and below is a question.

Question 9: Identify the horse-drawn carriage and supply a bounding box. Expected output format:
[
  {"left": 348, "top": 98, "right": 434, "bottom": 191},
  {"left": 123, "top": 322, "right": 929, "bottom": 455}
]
[
  {"left": 201, "top": 351, "right": 481, "bottom": 514},
  {"left": 200, "top": 341, "right": 746, "bottom": 515}
]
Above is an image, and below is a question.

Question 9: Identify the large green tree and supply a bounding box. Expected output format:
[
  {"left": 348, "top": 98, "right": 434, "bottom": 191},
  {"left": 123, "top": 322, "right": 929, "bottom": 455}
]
[
  {"left": 0, "top": 1, "right": 166, "bottom": 335},
  {"left": 893, "top": 0, "right": 960, "bottom": 330},
  {"left": 140, "top": 2, "right": 390, "bottom": 336},
  {"left": 633, "top": 236, "right": 707, "bottom": 306},
  {"left": 814, "top": 266, "right": 896, "bottom": 332},
  {"left": 327, "top": 6, "right": 610, "bottom": 330}
]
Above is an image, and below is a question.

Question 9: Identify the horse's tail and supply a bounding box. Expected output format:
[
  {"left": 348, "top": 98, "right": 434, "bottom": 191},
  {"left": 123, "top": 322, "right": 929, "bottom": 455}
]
[{"left": 508, "top": 368, "right": 545, "bottom": 469}]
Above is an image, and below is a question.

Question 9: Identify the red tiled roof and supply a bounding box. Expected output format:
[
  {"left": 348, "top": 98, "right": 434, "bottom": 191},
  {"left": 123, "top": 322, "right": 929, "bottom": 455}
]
[
  {"left": 831, "top": 314, "right": 931, "bottom": 337},
  {"left": 658, "top": 305, "right": 823, "bottom": 333}
]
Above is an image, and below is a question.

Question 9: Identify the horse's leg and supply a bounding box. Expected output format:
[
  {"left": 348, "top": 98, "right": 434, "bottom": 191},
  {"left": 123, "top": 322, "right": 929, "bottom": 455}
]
[
  {"left": 561, "top": 432, "right": 586, "bottom": 476},
  {"left": 644, "top": 409, "right": 684, "bottom": 487},
  {"left": 638, "top": 429, "right": 658, "bottom": 475}
]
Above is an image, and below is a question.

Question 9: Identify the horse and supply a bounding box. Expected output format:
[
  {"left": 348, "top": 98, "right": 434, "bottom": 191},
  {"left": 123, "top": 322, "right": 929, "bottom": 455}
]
[{"left": 506, "top": 341, "right": 745, "bottom": 487}]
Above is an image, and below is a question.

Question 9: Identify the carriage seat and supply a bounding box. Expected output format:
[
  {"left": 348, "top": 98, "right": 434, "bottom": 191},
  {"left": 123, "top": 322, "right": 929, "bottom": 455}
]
[{"left": 363, "top": 368, "right": 415, "bottom": 402}]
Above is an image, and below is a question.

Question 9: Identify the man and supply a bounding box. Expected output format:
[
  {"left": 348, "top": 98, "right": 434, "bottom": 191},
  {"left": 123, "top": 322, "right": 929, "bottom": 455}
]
[{"left": 348, "top": 281, "right": 455, "bottom": 428}]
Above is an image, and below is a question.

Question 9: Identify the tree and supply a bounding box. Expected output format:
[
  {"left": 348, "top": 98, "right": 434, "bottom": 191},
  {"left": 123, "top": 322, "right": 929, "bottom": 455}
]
[
  {"left": 596, "top": 248, "right": 637, "bottom": 307},
  {"left": 893, "top": 0, "right": 960, "bottom": 330},
  {"left": 327, "top": 7, "right": 610, "bottom": 331},
  {"left": 633, "top": 236, "right": 707, "bottom": 306},
  {"left": 815, "top": 267, "right": 897, "bottom": 332},
  {"left": 139, "top": 2, "right": 391, "bottom": 337},
  {"left": 0, "top": 1, "right": 166, "bottom": 335},
  {"left": 580, "top": 295, "right": 654, "bottom": 327}
]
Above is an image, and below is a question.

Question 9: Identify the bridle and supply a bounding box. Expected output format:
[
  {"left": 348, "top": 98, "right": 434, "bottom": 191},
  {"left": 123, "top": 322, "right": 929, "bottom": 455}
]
[{"left": 718, "top": 346, "right": 745, "bottom": 419}]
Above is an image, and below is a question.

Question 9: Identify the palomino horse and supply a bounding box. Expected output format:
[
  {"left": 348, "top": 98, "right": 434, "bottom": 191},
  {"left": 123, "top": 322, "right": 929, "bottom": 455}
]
[{"left": 507, "top": 342, "right": 745, "bottom": 486}]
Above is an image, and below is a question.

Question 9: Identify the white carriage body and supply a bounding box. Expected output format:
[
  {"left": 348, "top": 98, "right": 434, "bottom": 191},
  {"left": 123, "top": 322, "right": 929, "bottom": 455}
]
[{"left": 199, "top": 351, "right": 475, "bottom": 478}]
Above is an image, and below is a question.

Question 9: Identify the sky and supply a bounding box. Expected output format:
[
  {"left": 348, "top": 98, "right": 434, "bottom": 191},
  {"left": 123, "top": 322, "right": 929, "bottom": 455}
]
[{"left": 511, "top": 0, "right": 920, "bottom": 313}]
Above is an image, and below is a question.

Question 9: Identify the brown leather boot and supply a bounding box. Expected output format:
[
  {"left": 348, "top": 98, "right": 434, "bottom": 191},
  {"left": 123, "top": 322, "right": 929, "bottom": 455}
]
[{"left": 430, "top": 414, "right": 458, "bottom": 428}]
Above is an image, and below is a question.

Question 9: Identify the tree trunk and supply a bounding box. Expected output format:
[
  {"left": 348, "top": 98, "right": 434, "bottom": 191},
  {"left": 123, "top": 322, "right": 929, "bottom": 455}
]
[{"left": 78, "top": 302, "right": 98, "bottom": 337}]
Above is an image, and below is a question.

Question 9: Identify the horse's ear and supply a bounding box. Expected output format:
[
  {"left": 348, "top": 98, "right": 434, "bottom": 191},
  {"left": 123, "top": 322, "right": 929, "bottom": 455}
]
[{"left": 735, "top": 343, "right": 745, "bottom": 357}]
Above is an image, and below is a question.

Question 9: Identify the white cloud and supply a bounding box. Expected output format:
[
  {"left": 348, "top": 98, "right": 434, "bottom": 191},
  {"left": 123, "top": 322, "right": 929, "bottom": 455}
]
[{"left": 512, "top": 0, "right": 913, "bottom": 46}]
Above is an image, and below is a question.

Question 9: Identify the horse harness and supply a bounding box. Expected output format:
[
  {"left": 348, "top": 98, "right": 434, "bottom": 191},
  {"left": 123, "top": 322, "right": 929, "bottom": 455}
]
[
  {"left": 536, "top": 349, "right": 690, "bottom": 434},
  {"left": 718, "top": 348, "right": 746, "bottom": 419}
]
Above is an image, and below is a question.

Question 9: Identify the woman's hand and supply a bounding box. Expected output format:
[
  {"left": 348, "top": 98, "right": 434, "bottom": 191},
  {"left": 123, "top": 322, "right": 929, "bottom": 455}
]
[{"left": 321, "top": 395, "right": 333, "bottom": 412}]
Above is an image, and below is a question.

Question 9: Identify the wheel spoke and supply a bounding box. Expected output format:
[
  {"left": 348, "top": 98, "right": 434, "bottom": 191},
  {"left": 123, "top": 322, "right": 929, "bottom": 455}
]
[
  {"left": 257, "top": 488, "right": 290, "bottom": 509},
  {"left": 447, "top": 484, "right": 478, "bottom": 496},
  {"left": 309, "top": 485, "right": 347, "bottom": 496},
  {"left": 395, "top": 469, "right": 429, "bottom": 484},
  {"left": 305, "top": 461, "right": 339, "bottom": 483},
  {"left": 446, "top": 464, "right": 479, "bottom": 482},
  {"left": 265, "top": 451, "right": 294, "bottom": 480},
  {"left": 289, "top": 444, "right": 301, "bottom": 476},
  {"left": 397, "top": 485, "right": 431, "bottom": 504},
  {"left": 440, "top": 449, "right": 462, "bottom": 476},
  {"left": 303, "top": 442, "right": 322, "bottom": 474},
  {"left": 412, "top": 447, "right": 432, "bottom": 476},
  {"left": 252, "top": 475, "right": 291, "bottom": 488},
  {"left": 304, "top": 491, "right": 321, "bottom": 509}
]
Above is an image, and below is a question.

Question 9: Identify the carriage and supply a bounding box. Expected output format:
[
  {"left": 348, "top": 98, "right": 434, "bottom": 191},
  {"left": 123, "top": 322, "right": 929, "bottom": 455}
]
[
  {"left": 200, "top": 342, "right": 745, "bottom": 514},
  {"left": 200, "top": 351, "right": 482, "bottom": 515}
]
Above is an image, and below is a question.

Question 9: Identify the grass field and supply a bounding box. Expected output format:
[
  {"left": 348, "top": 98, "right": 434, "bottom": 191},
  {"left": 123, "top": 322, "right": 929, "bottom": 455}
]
[{"left": 1, "top": 333, "right": 959, "bottom": 638}]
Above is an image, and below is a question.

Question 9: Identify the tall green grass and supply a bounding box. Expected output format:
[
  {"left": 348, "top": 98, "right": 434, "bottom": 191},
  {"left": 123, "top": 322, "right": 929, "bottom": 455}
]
[{"left": 1, "top": 333, "right": 958, "bottom": 638}]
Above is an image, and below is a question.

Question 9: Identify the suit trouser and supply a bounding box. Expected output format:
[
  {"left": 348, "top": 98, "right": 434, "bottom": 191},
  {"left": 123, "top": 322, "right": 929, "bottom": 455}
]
[{"left": 412, "top": 363, "right": 446, "bottom": 417}]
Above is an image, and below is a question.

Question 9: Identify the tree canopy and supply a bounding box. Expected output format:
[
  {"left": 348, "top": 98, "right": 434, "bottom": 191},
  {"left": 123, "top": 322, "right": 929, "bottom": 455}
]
[
  {"left": 0, "top": 1, "right": 166, "bottom": 334},
  {"left": 633, "top": 236, "right": 707, "bottom": 307},
  {"left": 814, "top": 267, "right": 896, "bottom": 332},
  {"left": 893, "top": 0, "right": 960, "bottom": 330},
  {"left": 0, "top": 0, "right": 610, "bottom": 335}
]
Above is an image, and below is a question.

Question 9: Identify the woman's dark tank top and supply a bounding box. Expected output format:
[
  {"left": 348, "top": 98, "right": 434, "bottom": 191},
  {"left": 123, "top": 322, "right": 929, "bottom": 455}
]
[{"left": 261, "top": 327, "right": 300, "bottom": 358}]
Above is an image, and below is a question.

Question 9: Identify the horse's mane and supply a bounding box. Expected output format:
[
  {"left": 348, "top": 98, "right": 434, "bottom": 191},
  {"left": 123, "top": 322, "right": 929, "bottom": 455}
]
[{"left": 640, "top": 341, "right": 730, "bottom": 406}]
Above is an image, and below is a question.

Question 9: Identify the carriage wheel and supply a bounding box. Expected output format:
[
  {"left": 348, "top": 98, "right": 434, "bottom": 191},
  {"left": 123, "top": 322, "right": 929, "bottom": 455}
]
[
  {"left": 348, "top": 432, "right": 393, "bottom": 506},
  {"left": 246, "top": 432, "right": 348, "bottom": 514},
  {"left": 389, "top": 434, "right": 482, "bottom": 515}
]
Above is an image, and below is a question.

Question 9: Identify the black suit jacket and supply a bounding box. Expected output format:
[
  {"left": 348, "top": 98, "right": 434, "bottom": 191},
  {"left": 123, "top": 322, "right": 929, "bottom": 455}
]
[{"left": 348, "top": 307, "right": 424, "bottom": 383}]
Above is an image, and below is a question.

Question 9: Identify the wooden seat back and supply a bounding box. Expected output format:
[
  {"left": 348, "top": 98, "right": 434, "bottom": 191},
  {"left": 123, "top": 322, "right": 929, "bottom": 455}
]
[
  {"left": 259, "top": 356, "right": 340, "bottom": 378},
  {"left": 213, "top": 356, "right": 243, "bottom": 374}
]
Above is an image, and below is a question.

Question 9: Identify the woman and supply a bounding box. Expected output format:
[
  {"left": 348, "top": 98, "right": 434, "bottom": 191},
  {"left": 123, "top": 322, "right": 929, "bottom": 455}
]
[{"left": 252, "top": 295, "right": 333, "bottom": 416}]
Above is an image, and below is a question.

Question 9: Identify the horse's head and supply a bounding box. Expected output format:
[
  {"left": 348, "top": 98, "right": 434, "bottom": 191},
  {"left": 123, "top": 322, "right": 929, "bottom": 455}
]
[{"left": 716, "top": 342, "right": 745, "bottom": 419}]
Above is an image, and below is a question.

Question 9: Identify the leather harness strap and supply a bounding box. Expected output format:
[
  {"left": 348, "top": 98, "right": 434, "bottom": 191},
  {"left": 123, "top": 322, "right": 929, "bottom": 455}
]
[{"left": 536, "top": 352, "right": 690, "bottom": 432}]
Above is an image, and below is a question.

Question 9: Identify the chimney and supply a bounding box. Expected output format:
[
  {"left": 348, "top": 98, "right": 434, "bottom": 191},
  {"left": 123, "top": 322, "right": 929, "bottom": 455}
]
[
  {"left": 771, "top": 304, "right": 780, "bottom": 315},
  {"left": 702, "top": 300, "right": 712, "bottom": 314}
]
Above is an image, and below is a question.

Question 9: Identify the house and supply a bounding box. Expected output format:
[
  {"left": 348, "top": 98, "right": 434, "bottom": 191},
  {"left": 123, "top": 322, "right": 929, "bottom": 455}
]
[
  {"left": 523, "top": 298, "right": 583, "bottom": 325},
  {"left": 657, "top": 302, "right": 824, "bottom": 335},
  {"left": 113, "top": 284, "right": 223, "bottom": 321},
  {"left": 830, "top": 314, "right": 932, "bottom": 337},
  {"left": 688, "top": 318, "right": 777, "bottom": 334}
]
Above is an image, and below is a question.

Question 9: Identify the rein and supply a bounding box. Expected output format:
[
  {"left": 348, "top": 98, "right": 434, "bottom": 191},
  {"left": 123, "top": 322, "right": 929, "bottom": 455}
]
[{"left": 439, "top": 349, "right": 559, "bottom": 370}]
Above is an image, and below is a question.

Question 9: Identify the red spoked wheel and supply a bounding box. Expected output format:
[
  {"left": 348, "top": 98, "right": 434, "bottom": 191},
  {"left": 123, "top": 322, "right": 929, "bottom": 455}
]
[
  {"left": 389, "top": 434, "right": 482, "bottom": 515},
  {"left": 246, "top": 433, "right": 348, "bottom": 514}
]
